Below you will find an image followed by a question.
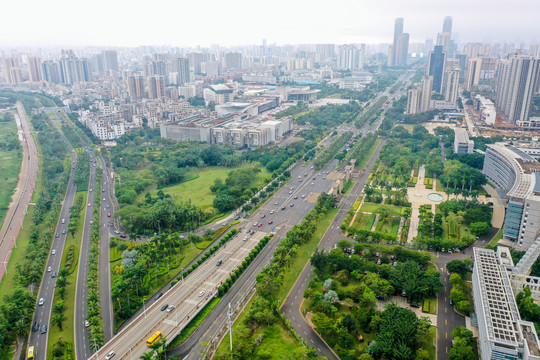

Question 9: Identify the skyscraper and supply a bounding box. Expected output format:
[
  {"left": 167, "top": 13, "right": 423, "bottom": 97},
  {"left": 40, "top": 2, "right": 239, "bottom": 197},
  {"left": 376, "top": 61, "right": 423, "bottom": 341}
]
[
  {"left": 444, "top": 68, "right": 460, "bottom": 103},
  {"left": 337, "top": 44, "right": 363, "bottom": 70},
  {"left": 41, "top": 61, "right": 61, "bottom": 84},
  {"left": 437, "top": 16, "right": 453, "bottom": 56},
  {"left": 103, "top": 50, "right": 119, "bottom": 72},
  {"left": 127, "top": 75, "right": 145, "bottom": 99},
  {"left": 28, "top": 57, "right": 43, "bottom": 82},
  {"left": 443, "top": 16, "right": 452, "bottom": 33},
  {"left": 427, "top": 45, "right": 446, "bottom": 93},
  {"left": 495, "top": 53, "right": 540, "bottom": 123},
  {"left": 148, "top": 75, "right": 165, "bottom": 99},
  {"left": 169, "top": 57, "right": 190, "bottom": 85},
  {"left": 224, "top": 52, "right": 242, "bottom": 70},
  {"left": 465, "top": 58, "right": 482, "bottom": 91},
  {"left": 3, "top": 57, "right": 22, "bottom": 84},
  {"left": 389, "top": 18, "right": 409, "bottom": 66}
]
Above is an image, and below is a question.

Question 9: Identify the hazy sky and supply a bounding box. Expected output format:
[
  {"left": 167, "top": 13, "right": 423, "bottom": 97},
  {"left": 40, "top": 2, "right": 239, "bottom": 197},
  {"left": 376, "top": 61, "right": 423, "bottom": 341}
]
[{"left": 2, "top": 0, "right": 539, "bottom": 47}]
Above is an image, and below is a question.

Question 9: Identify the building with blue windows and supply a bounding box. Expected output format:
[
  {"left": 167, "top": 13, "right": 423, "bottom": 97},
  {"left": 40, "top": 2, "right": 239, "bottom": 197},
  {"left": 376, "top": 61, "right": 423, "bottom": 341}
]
[{"left": 483, "top": 143, "right": 540, "bottom": 252}]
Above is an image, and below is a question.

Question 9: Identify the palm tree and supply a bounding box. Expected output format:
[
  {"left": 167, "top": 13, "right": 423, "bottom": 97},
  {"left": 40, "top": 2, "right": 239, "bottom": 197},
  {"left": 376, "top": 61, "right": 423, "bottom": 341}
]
[{"left": 140, "top": 352, "right": 154, "bottom": 360}]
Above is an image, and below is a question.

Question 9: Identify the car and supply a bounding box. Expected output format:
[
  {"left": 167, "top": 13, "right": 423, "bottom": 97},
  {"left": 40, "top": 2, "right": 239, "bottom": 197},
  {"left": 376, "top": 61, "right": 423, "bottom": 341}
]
[
  {"left": 160, "top": 304, "right": 169, "bottom": 311},
  {"left": 106, "top": 204, "right": 110, "bottom": 208},
  {"left": 47, "top": 266, "right": 52, "bottom": 272},
  {"left": 449, "top": 299, "right": 454, "bottom": 305},
  {"left": 32, "top": 322, "right": 39, "bottom": 332},
  {"left": 105, "top": 351, "right": 116, "bottom": 359},
  {"left": 234, "top": 216, "right": 240, "bottom": 220},
  {"left": 290, "top": 187, "right": 294, "bottom": 190},
  {"left": 52, "top": 249, "right": 56, "bottom": 255},
  {"left": 107, "top": 213, "right": 111, "bottom": 217},
  {"left": 311, "top": 182, "right": 314, "bottom": 185},
  {"left": 243, "top": 236, "right": 248, "bottom": 241},
  {"left": 299, "top": 178, "right": 303, "bottom": 182},
  {"left": 62, "top": 229, "right": 66, "bottom": 234},
  {"left": 120, "top": 234, "right": 127, "bottom": 239},
  {"left": 216, "top": 260, "right": 223, "bottom": 266},
  {"left": 270, "top": 210, "right": 274, "bottom": 214},
  {"left": 88, "top": 203, "right": 91, "bottom": 207},
  {"left": 198, "top": 291, "right": 205, "bottom": 297},
  {"left": 38, "top": 298, "right": 44, "bottom": 306},
  {"left": 249, "top": 230, "right": 255, "bottom": 235},
  {"left": 253, "top": 222, "right": 258, "bottom": 226},
  {"left": 290, "top": 203, "right": 294, "bottom": 207},
  {"left": 55, "top": 233, "right": 59, "bottom": 238},
  {"left": 114, "top": 230, "right": 120, "bottom": 234},
  {"left": 375, "top": 295, "right": 385, "bottom": 301},
  {"left": 85, "top": 320, "right": 90, "bottom": 327},
  {"left": 281, "top": 207, "right": 286, "bottom": 210},
  {"left": 166, "top": 305, "right": 175, "bottom": 313},
  {"left": 89, "top": 188, "right": 92, "bottom": 192},
  {"left": 103, "top": 198, "right": 106, "bottom": 201},
  {"left": 313, "top": 177, "right": 316, "bottom": 180},
  {"left": 293, "top": 196, "right": 298, "bottom": 199},
  {"left": 410, "top": 303, "right": 421, "bottom": 308},
  {"left": 275, "top": 201, "right": 279, "bottom": 205},
  {"left": 52, "top": 271, "right": 57, "bottom": 278},
  {"left": 154, "top": 292, "right": 163, "bottom": 300},
  {"left": 258, "top": 223, "right": 262, "bottom": 227},
  {"left": 268, "top": 221, "right": 273, "bottom": 225},
  {"left": 102, "top": 189, "right": 106, "bottom": 192},
  {"left": 288, "top": 191, "right": 292, "bottom": 194},
  {"left": 261, "top": 214, "right": 266, "bottom": 218},
  {"left": 40, "top": 325, "right": 47, "bottom": 334},
  {"left": 301, "top": 194, "right": 306, "bottom": 198}
]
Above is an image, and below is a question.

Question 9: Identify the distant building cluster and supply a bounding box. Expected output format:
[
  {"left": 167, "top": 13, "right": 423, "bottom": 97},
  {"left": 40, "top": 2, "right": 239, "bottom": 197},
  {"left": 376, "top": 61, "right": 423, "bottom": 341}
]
[{"left": 160, "top": 114, "right": 292, "bottom": 147}]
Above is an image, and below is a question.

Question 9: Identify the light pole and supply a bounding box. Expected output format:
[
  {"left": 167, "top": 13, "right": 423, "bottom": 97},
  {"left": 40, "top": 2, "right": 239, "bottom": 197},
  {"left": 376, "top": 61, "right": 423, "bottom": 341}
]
[{"left": 143, "top": 298, "right": 147, "bottom": 319}]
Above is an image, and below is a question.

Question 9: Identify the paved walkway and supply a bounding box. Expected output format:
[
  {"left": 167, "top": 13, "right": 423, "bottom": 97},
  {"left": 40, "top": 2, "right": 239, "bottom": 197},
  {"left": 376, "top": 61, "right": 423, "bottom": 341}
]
[
  {"left": 482, "top": 184, "right": 505, "bottom": 228},
  {"left": 0, "top": 103, "right": 39, "bottom": 282}
]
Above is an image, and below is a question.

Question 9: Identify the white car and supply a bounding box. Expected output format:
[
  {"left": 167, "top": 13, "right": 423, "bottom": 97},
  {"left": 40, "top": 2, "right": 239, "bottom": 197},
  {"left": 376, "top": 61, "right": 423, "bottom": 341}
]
[
  {"left": 85, "top": 320, "right": 90, "bottom": 327},
  {"left": 166, "top": 306, "right": 175, "bottom": 313},
  {"left": 47, "top": 266, "right": 52, "bottom": 272},
  {"left": 105, "top": 351, "right": 115, "bottom": 359},
  {"left": 52, "top": 249, "right": 56, "bottom": 255},
  {"left": 38, "top": 298, "right": 44, "bottom": 306},
  {"left": 198, "top": 291, "right": 205, "bottom": 297},
  {"left": 253, "top": 222, "right": 257, "bottom": 226}
]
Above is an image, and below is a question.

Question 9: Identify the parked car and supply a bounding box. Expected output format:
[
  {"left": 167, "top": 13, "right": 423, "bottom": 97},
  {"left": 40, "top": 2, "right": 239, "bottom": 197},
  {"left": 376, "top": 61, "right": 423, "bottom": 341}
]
[
  {"left": 258, "top": 223, "right": 262, "bottom": 227},
  {"left": 216, "top": 260, "right": 223, "bottom": 266},
  {"left": 268, "top": 221, "right": 273, "bottom": 225},
  {"left": 410, "top": 303, "right": 420, "bottom": 308}
]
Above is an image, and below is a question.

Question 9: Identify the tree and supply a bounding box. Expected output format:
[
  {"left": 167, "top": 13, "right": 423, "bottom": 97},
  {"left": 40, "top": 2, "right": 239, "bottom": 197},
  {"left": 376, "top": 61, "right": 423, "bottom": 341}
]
[
  {"left": 312, "top": 312, "right": 336, "bottom": 337},
  {"left": 446, "top": 260, "right": 470, "bottom": 277},
  {"left": 323, "top": 290, "right": 339, "bottom": 303},
  {"left": 470, "top": 221, "right": 491, "bottom": 236},
  {"left": 52, "top": 312, "right": 66, "bottom": 330}
]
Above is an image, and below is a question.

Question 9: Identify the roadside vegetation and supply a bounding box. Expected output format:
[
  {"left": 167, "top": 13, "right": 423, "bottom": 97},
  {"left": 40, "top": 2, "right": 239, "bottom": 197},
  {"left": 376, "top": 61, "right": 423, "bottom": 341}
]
[
  {"left": 307, "top": 245, "right": 439, "bottom": 359},
  {"left": 0, "top": 111, "right": 22, "bottom": 225}
]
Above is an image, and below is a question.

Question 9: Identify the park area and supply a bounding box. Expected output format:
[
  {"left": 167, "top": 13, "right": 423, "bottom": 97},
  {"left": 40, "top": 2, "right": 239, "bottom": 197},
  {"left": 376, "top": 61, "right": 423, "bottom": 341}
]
[
  {"left": 0, "top": 111, "right": 22, "bottom": 225},
  {"left": 353, "top": 203, "right": 404, "bottom": 236}
]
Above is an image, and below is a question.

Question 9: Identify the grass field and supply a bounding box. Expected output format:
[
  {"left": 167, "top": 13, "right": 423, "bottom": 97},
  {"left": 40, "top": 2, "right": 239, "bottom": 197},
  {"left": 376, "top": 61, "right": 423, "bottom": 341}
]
[
  {"left": 276, "top": 207, "right": 339, "bottom": 302},
  {"left": 436, "top": 178, "right": 445, "bottom": 192},
  {"left": 422, "top": 297, "right": 437, "bottom": 315},
  {"left": 357, "top": 138, "right": 382, "bottom": 169},
  {"left": 47, "top": 191, "right": 88, "bottom": 358},
  {"left": 148, "top": 166, "right": 270, "bottom": 209},
  {"left": 215, "top": 297, "right": 301, "bottom": 358},
  {"left": 360, "top": 202, "right": 404, "bottom": 216},
  {"left": 0, "top": 111, "right": 22, "bottom": 226},
  {"left": 0, "top": 108, "right": 46, "bottom": 306}
]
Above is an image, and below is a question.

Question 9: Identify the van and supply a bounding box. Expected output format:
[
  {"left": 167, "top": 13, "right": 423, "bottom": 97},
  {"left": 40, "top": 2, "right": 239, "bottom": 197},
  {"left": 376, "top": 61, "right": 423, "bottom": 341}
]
[{"left": 62, "top": 218, "right": 65, "bottom": 224}]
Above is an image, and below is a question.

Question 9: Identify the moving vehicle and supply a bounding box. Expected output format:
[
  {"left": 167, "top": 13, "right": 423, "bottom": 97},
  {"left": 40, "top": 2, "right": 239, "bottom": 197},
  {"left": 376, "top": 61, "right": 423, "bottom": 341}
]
[
  {"left": 32, "top": 322, "right": 39, "bottom": 332},
  {"left": 40, "top": 325, "right": 47, "bottom": 334},
  {"left": 146, "top": 331, "right": 163, "bottom": 347},
  {"left": 105, "top": 351, "right": 116, "bottom": 359},
  {"left": 52, "top": 249, "right": 56, "bottom": 255},
  {"left": 27, "top": 346, "right": 35, "bottom": 360},
  {"left": 38, "top": 298, "right": 44, "bottom": 306},
  {"left": 216, "top": 260, "right": 223, "bottom": 266},
  {"left": 166, "top": 306, "right": 175, "bottom": 313},
  {"left": 85, "top": 320, "right": 90, "bottom": 327},
  {"left": 47, "top": 266, "right": 52, "bottom": 272},
  {"left": 61, "top": 218, "right": 65, "bottom": 224},
  {"left": 160, "top": 304, "right": 168, "bottom": 311},
  {"left": 198, "top": 291, "right": 205, "bottom": 297}
]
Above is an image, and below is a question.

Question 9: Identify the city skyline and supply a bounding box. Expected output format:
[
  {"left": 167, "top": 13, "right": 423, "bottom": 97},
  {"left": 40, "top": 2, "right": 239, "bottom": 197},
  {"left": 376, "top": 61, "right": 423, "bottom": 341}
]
[{"left": 2, "top": 0, "right": 540, "bottom": 48}]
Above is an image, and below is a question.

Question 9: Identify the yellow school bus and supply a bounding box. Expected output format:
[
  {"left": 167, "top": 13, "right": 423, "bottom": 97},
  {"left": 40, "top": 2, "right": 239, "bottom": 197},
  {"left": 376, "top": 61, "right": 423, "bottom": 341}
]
[
  {"left": 146, "top": 331, "right": 163, "bottom": 347},
  {"left": 27, "top": 346, "right": 35, "bottom": 360}
]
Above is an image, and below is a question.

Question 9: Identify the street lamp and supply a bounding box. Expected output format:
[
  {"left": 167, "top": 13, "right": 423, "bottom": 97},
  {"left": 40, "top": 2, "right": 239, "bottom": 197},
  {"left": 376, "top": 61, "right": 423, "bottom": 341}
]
[{"left": 143, "top": 298, "right": 147, "bottom": 319}]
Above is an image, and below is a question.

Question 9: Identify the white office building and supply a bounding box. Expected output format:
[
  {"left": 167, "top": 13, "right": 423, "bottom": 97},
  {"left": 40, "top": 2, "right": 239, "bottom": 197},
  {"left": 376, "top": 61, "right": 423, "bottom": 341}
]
[
  {"left": 453, "top": 128, "right": 474, "bottom": 154},
  {"left": 473, "top": 247, "right": 540, "bottom": 360}
]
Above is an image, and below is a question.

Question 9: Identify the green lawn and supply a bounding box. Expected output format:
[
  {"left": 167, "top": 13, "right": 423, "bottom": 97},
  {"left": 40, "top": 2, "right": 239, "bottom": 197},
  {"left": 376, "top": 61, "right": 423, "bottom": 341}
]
[
  {"left": 486, "top": 227, "right": 504, "bottom": 249},
  {"left": 422, "top": 298, "right": 437, "bottom": 315},
  {"left": 215, "top": 298, "right": 301, "bottom": 358},
  {"left": 0, "top": 109, "right": 45, "bottom": 305},
  {"left": 0, "top": 112, "right": 22, "bottom": 225},
  {"left": 276, "top": 207, "right": 339, "bottom": 302},
  {"left": 436, "top": 179, "right": 445, "bottom": 192},
  {"left": 375, "top": 216, "right": 400, "bottom": 235},
  {"left": 418, "top": 326, "right": 437, "bottom": 359},
  {"left": 353, "top": 212, "right": 373, "bottom": 229},
  {"left": 360, "top": 202, "right": 404, "bottom": 216},
  {"left": 147, "top": 166, "right": 270, "bottom": 209},
  {"left": 47, "top": 191, "right": 88, "bottom": 358}
]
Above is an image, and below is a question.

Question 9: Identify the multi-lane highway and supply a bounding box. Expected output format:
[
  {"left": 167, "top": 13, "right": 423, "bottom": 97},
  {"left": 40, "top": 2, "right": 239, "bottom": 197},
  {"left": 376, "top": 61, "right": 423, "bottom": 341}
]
[
  {"left": 91, "top": 147, "right": 350, "bottom": 359},
  {"left": 27, "top": 115, "right": 80, "bottom": 360},
  {"left": 0, "top": 103, "right": 39, "bottom": 281}
]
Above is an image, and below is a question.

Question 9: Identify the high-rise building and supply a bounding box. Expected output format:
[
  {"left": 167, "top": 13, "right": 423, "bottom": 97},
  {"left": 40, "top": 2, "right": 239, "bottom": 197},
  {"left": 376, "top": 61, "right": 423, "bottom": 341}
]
[
  {"left": 127, "top": 75, "right": 145, "bottom": 99},
  {"left": 103, "top": 50, "right": 119, "bottom": 72},
  {"left": 224, "top": 52, "right": 242, "bottom": 70},
  {"left": 388, "top": 18, "right": 409, "bottom": 66},
  {"left": 28, "top": 57, "right": 43, "bottom": 82},
  {"left": 169, "top": 57, "right": 190, "bottom": 85},
  {"left": 41, "top": 61, "right": 61, "bottom": 84},
  {"left": 465, "top": 58, "right": 482, "bottom": 91},
  {"left": 442, "top": 16, "right": 452, "bottom": 33},
  {"left": 316, "top": 44, "right": 335, "bottom": 60},
  {"left": 420, "top": 75, "right": 433, "bottom": 112},
  {"left": 148, "top": 75, "right": 165, "bottom": 99},
  {"left": 406, "top": 75, "right": 433, "bottom": 114},
  {"left": 495, "top": 53, "right": 540, "bottom": 123},
  {"left": 427, "top": 45, "right": 446, "bottom": 93},
  {"left": 3, "top": 57, "right": 22, "bottom": 84},
  {"left": 444, "top": 68, "right": 460, "bottom": 103},
  {"left": 337, "top": 44, "right": 364, "bottom": 71},
  {"left": 204, "top": 61, "right": 221, "bottom": 77}
]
